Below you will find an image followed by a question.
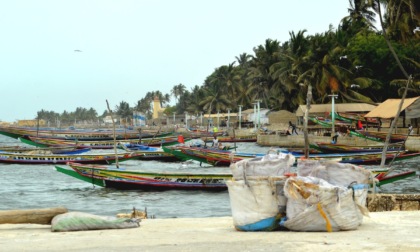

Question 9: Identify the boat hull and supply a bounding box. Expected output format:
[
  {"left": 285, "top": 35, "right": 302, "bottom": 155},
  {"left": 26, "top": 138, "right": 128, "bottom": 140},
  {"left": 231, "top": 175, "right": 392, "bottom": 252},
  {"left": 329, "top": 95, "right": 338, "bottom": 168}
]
[{"left": 56, "top": 163, "right": 231, "bottom": 191}]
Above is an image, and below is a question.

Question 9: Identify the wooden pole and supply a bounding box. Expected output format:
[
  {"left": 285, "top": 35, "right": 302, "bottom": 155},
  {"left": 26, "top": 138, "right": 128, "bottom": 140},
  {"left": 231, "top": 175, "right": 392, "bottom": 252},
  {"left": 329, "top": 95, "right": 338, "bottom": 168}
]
[
  {"left": 0, "top": 207, "right": 68, "bottom": 224},
  {"left": 106, "top": 100, "right": 119, "bottom": 168},
  {"left": 379, "top": 77, "right": 412, "bottom": 169},
  {"left": 303, "top": 84, "right": 312, "bottom": 159},
  {"left": 148, "top": 126, "right": 162, "bottom": 145}
]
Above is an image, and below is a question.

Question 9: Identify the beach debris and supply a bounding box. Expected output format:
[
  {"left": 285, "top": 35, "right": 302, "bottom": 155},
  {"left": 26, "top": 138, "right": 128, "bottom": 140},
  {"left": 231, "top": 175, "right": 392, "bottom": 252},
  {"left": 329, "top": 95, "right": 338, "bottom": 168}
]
[
  {"left": 116, "top": 207, "right": 148, "bottom": 219},
  {"left": 51, "top": 211, "right": 140, "bottom": 232}
]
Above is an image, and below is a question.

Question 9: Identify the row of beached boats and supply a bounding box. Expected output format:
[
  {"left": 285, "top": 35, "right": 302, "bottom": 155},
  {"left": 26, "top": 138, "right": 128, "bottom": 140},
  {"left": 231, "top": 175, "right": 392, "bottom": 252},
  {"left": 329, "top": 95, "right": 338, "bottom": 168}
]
[{"left": 0, "top": 125, "right": 418, "bottom": 191}]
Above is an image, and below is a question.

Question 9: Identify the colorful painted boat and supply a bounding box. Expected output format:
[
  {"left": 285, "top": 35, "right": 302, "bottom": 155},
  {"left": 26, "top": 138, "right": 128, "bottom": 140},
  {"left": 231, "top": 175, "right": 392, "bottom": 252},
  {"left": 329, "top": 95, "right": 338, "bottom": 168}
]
[
  {"left": 55, "top": 162, "right": 231, "bottom": 191},
  {"left": 310, "top": 142, "right": 404, "bottom": 154},
  {"left": 202, "top": 135, "right": 257, "bottom": 143},
  {"left": 162, "top": 146, "right": 262, "bottom": 166},
  {"left": 0, "top": 145, "right": 91, "bottom": 155},
  {"left": 283, "top": 149, "right": 420, "bottom": 165},
  {"left": 350, "top": 131, "right": 407, "bottom": 143},
  {"left": 0, "top": 126, "right": 171, "bottom": 141},
  {"left": 375, "top": 170, "right": 417, "bottom": 187},
  {"left": 54, "top": 161, "right": 416, "bottom": 191},
  {"left": 0, "top": 151, "right": 142, "bottom": 165},
  {"left": 337, "top": 152, "right": 420, "bottom": 165},
  {"left": 18, "top": 135, "right": 180, "bottom": 150}
]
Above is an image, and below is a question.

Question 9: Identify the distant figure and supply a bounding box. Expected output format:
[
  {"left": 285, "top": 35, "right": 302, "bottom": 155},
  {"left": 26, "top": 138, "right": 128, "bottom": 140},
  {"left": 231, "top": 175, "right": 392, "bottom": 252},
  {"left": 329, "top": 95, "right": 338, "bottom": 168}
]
[
  {"left": 331, "top": 132, "right": 339, "bottom": 144},
  {"left": 357, "top": 120, "right": 364, "bottom": 130},
  {"left": 177, "top": 135, "right": 185, "bottom": 144},
  {"left": 408, "top": 124, "right": 413, "bottom": 135},
  {"left": 212, "top": 136, "right": 218, "bottom": 147},
  {"left": 217, "top": 142, "right": 224, "bottom": 150},
  {"left": 213, "top": 126, "right": 219, "bottom": 134},
  {"left": 289, "top": 121, "right": 298, "bottom": 135},
  {"left": 346, "top": 126, "right": 351, "bottom": 137},
  {"left": 377, "top": 118, "right": 382, "bottom": 132}
]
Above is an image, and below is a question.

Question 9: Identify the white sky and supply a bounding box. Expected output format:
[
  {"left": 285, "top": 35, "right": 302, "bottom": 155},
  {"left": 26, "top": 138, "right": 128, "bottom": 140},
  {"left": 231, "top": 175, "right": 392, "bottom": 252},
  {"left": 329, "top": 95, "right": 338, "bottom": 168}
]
[{"left": 0, "top": 0, "right": 350, "bottom": 122}]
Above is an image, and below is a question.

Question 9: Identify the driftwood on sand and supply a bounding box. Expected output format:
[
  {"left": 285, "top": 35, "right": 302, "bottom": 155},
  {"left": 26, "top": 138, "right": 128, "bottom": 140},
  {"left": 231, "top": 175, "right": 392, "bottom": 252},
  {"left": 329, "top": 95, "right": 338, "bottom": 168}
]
[{"left": 0, "top": 207, "right": 68, "bottom": 224}]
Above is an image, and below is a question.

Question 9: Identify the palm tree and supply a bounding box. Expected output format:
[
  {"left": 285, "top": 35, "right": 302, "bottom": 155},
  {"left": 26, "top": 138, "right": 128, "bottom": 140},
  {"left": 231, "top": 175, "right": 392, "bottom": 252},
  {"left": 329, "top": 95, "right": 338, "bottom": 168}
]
[
  {"left": 134, "top": 98, "right": 153, "bottom": 119},
  {"left": 248, "top": 39, "right": 282, "bottom": 108},
  {"left": 341, "top": 0, "right": 377, "bottom": 32},
  {"left": 271, "top": 30, "right": 311, "bottom": 110},
  {"left": 235, "top": 53, "right": 252, "bottom": 68},
  {"left": 210, "top": 63, "right": 241, "bottom": 109},
  {"left": 199, "top": 80, "right": 231, "bottom": 115},
  {"left": 186, "top": 85, "right": 205, "bottom": 115},
  {"left": 171, "top": 83, "right": 186, "bottom": 103},
  {"left": 116, "top": 101, "right": 132, "bottom": 125},
  {"left": 382, "top": 0, "right": 420, "bottom": 44}
]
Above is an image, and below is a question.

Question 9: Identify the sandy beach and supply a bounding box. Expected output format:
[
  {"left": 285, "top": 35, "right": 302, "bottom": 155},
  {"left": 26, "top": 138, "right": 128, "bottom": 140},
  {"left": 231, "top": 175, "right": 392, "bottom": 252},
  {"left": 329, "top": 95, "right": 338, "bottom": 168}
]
[{"left": 0, "top": 211, "right": 419, "bottom": 252}]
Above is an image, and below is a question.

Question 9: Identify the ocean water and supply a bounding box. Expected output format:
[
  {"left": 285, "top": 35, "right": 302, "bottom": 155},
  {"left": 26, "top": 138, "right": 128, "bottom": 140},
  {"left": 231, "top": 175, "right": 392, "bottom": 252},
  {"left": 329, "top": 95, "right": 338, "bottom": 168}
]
[{"left": 0, "top": 135, "right": 419, "bottom": 219}]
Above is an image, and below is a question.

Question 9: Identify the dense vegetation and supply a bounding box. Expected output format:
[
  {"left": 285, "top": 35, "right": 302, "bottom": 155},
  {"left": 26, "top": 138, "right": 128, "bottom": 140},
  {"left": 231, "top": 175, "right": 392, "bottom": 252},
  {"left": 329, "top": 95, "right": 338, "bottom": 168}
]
[{"left": 38, "top": 0, "right": 419, "bottom": 125}]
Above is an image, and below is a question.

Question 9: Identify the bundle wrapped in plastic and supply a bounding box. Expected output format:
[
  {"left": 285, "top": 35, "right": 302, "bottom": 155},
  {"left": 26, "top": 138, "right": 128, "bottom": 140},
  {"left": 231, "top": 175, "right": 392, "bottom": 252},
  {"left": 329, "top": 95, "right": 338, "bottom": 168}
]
[
  {"left": 297, "top": 159, "right": 372, "bottom": 206},
  {"left": 282, "top": 176, "right": 368, "bottom": 232},
  {"left": 227, "top": 176, "right": 286, "bottom": 231},
  {"left": 227, "top": 153, "right": 294, "bottom": 231},
  {"left": 51, "top": 212, "right": 140, "bottom": 232},
  {"left": 230, "top": 153, "right": 295, "bottom": 180}
]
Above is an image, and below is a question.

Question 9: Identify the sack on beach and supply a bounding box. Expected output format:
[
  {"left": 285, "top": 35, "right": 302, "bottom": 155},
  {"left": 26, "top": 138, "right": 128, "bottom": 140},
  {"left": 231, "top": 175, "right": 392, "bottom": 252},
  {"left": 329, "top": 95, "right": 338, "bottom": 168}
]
[
  {"left": 282, "top": 176, "right": 365, "bottom": 232},
  {"left": 227, "top": 176, "right": 287, "bottom": 231},
  {"left": 51, "top": 212, "right": 140, "bottom": 232},
  {"left": 230, "top": 153, "right": 295, "bottom": 180},
  {"left": 297, "top": 159, "right": 372, "bottom": 206}
]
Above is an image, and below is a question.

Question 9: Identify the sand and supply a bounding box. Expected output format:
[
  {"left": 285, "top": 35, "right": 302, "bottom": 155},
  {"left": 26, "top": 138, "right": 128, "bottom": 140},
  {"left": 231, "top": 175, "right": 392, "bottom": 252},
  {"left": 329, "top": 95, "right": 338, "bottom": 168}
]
[{"left": 0, "top": 211, "right": 419, "bottom": 252}]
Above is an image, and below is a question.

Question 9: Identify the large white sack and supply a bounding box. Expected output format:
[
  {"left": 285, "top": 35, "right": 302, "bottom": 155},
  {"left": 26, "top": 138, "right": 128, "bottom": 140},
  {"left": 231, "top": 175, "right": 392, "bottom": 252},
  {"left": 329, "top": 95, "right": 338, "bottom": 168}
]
[
  {"left": 283, "top": 176, "right": 365, "bottom": 232},
  {"left": 297, "top": 159, "right": 371, "bottom": 185},
  {"left": 230, "top": 153, "right": 295, "bottom": 180},
  {"left": 227, "top": 177, "right": 286, "bottom": 229},
  {"left": 296, "top": 159, "right": 372, "bottom": 206}
]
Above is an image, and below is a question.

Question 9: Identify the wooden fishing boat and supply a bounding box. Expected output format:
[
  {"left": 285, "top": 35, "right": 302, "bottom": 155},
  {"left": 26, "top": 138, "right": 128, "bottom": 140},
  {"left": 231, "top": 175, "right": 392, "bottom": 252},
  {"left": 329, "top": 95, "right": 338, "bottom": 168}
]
[
  {"left": 55, "top": 163, "right": 230, "bottom": 191},
  {"left": 282, "top": 148, "right": 420, "bottom": 165},
  {"left": 335, "top": 112, "right": 380, "bottom": 125},
  {"left": 337, "top": 152, "right": 420, "bottom": 165},
  {"left": 375, "top": 170, "right": 417, "bottom": 187},
  {"left": 0, "top": 151, "right": 142, "bottom": 165},
  {"left": 19, "top": 135, "right": 180, "bottom": 149},
  {"left": 162, "top": 146, "right": 268, "bottom": 166},
  {"left": 308, "top": 116, "right": 351, "bottom": 127},
  {"left": 0, "top": 145, "right": 91, "bottom": 155},
  {"left": 54, "top": 162, "right": 416, "bottom": 191},
  {"left": 350, "top": 130, "right": 407, "bottom": 143},
  {"left": 202, "top": 134, "right": 257, "bottom": 143},
  {"left": 126, "top": 149, "right": 180, "bottom": 162},
  {"left": 0, "top": 126, "right": 171, "bottom": 141},
  {"left": 310, "top": 142, "right": 404, "bottom": 154}
]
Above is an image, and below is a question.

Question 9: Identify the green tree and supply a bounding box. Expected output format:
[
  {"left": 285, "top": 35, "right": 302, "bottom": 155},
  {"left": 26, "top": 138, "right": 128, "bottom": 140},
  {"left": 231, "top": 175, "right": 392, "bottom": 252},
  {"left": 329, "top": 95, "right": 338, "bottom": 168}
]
[
  {"left": 171, "top": 83, "right": 186, "bottom": 103},
  {"left": 116, "top": 101, "right": 132, "bottom": 124}
]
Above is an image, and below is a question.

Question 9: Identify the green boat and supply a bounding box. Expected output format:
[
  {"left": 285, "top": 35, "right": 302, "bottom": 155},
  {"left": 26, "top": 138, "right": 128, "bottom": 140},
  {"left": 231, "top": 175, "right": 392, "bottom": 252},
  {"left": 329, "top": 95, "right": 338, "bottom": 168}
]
[{"left": 55, "top": 163, "right": 231, "bottom": 191}]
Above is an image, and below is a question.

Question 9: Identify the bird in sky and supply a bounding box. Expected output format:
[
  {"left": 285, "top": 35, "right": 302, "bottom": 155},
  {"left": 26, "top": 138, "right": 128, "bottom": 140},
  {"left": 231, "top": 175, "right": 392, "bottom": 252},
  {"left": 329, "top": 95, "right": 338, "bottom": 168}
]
[{"left": 74, "top": 49, "right": 82, "bottom": 52}]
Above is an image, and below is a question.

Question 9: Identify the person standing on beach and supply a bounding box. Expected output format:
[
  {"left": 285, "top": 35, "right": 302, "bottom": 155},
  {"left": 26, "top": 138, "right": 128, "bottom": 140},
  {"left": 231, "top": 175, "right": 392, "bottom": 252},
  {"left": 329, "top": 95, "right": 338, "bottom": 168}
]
[
  {"left": 408, "top": 124, "right": 413, "bottom": 134},
  {"left": 289, "top": 121, "right": 298, "bottom": 135},
  {"left": 211, "top": 136, "right": 219, "bottom": 147},
  {"left": 357, "top": 120, "right": 364, "bottom": 130},
  {"left": 331, "top": 131, "right": 339, "bottom": 144}
]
